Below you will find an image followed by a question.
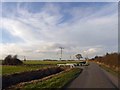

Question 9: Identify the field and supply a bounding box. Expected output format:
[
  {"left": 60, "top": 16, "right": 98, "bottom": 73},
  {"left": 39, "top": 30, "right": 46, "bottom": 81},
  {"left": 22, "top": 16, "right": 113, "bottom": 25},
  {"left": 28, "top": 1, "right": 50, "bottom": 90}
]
[
  {"left": 2, "top": 60, "right": 83, "bottom": 89},
  {"left": 2, "top": 60, "right": 81, "bottom": 75},
  {"left": 24, "top": 60, "right": 81, "bottom": 65},
  {"left": 2, "top": 65, "right": 54, "bottom": 75}
]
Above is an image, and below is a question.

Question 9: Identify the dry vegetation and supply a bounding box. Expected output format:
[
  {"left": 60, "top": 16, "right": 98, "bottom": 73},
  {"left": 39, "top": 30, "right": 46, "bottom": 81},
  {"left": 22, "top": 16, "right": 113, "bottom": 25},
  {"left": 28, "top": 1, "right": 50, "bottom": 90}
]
[{"left": 93, "top": 53, "right": 120, "bottom": 73}]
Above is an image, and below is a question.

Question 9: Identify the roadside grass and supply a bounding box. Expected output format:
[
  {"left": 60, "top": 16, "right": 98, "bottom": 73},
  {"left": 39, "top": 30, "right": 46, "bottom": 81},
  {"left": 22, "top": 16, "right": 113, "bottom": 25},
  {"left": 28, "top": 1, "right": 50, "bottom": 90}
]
[
  {"left": 19, "top": 68, "right": 82, "bottom": 89},
  {"left": 99, "top": 64, "right": 120, "bottom": 77},
  {"left": 2, "top": 65, "right": 53, "bottom": 75}
]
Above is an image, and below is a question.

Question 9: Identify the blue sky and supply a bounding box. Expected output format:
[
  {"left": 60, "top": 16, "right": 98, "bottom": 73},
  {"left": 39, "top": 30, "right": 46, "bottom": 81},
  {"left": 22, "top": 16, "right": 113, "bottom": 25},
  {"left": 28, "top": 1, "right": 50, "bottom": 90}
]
[{"left": 1, "top": 2, "right": 118, "bottom": 60}]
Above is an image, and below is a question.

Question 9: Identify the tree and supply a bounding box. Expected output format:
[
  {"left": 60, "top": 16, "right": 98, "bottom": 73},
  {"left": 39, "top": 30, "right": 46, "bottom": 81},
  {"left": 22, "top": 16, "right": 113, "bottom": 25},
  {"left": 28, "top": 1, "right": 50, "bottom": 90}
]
[
  {"left": 2, "top": 55, "right": 12, "bottom": 65},
  {"left": 106, "top": 52, "right": 109, "bottom": 56},
  {"left": 85, "top": 57, "right": 89, "bottom": 60},
  {"left": 94, "top": 56, "right": 99, "bottom": 59},
  {"left": 75, "top": 54, "right": 82, "bottom": 60},
  {"left": 2, "top": 55, "right": 23, "bottom": 65},
  {"left": 12, "top": 55, "right": 23, "bottom": 65}
]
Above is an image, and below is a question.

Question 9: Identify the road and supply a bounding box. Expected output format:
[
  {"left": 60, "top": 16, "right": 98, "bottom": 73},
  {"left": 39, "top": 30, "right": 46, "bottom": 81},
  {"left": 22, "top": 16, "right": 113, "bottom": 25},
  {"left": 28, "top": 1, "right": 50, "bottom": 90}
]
[{"left": 67, "top": 62, "right": 119, "bottom": 88}]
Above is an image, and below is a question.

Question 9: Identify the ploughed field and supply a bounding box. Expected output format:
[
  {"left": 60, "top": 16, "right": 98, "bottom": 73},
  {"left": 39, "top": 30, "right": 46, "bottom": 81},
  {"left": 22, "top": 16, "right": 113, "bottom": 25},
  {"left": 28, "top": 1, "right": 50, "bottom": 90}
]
[{"left": 1, "top": 60, "right": 82, "bottom": 89}]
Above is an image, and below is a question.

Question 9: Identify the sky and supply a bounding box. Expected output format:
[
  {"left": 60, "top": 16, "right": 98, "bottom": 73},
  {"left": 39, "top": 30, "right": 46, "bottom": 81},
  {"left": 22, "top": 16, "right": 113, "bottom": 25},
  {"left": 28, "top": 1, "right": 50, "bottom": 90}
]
[{"left": 0, "top": 2, "right": 118, "bottom": 60}]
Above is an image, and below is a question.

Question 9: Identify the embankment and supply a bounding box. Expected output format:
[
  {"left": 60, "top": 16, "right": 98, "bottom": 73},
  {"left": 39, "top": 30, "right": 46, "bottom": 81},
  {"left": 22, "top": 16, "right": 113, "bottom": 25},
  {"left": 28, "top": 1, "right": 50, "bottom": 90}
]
[{"left": 2, "top": 67, "right": 63, "bottom": 89}]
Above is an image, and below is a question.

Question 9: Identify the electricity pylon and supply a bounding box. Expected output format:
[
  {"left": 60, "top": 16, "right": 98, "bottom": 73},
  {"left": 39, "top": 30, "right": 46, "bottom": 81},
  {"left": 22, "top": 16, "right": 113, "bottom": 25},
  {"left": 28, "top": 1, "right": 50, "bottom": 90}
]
[{"left": 59, "top": 47, "right": 64, "bottom": 60}]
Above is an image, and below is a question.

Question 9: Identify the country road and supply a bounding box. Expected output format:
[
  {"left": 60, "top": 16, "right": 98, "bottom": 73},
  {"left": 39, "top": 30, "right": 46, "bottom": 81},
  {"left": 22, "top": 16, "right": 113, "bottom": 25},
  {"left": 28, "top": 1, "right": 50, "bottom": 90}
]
[{"left": 67, "top": 62, "right": 119, "bottom": 88}]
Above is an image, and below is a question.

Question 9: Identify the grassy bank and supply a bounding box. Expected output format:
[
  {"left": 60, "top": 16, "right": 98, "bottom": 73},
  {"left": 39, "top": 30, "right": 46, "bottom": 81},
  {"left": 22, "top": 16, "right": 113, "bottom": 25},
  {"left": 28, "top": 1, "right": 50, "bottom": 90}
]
[
  {"left": 11, "top": 68, "right": 82, "bottom": 89},
  {"left": 94, "top": 53, "right": 119, "bottom": 72},
  {"left": 99, "top": 64, "right": 119, "bottom": 77},
  {"left": 93, "top": 53, "right": 119, "bottom": 77}
]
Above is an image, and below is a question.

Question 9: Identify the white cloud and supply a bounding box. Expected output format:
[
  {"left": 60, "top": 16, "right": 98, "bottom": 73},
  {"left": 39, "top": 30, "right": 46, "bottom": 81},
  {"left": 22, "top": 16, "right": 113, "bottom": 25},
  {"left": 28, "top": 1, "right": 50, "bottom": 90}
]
[
  {"left": 1, "top": 2, "right": 118, "bottom": 59},
  {"left": 84, "top": 48, "right": 99, "bottom": 54}
]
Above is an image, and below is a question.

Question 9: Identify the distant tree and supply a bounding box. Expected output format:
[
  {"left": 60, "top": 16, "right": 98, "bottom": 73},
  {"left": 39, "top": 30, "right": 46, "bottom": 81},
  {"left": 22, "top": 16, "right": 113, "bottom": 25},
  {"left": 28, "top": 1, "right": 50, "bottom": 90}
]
[
  {"left": 91, "top": 58, "right": 95, "bottom": 60},
  {"left": 75, "top": 54, "right": 82, "bottom": 60},
  {"left": 94, "top": 56, "right": 99, "bottom": 59},
  {"left": 2, "top": 55, "right": 23, "bottom": 65},
  {"left": 2, "top": 55, "right": 12, "bottom": 65},
  {"left": 13, "top": 55, "right": 17, "bottom": 59},
  {"left": 106, "top": 52, "right": 109, "bottom": 56},
  {"left": 85, "top": 57, "right": 89, "bottom": 60}
]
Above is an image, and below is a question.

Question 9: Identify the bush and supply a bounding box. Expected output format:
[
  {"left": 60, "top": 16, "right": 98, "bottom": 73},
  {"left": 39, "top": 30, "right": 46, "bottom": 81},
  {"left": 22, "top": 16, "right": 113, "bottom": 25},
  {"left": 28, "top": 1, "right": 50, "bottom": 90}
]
[{"left": 2, "top": 55, "right": 23, "bottom": 65}]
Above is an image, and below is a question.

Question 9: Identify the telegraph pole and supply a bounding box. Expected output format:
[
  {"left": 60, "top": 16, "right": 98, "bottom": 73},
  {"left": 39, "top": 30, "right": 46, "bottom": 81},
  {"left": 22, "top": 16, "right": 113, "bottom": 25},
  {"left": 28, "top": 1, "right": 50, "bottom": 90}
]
[
  {"left": 70, "top": 55, "right": 71, "bottom": 60},
  {"left": 59, "top": 47, "right": 64, "bottom": 60},
  {"left": 24, "top": 56, "right": 26, "bottom": 61}
]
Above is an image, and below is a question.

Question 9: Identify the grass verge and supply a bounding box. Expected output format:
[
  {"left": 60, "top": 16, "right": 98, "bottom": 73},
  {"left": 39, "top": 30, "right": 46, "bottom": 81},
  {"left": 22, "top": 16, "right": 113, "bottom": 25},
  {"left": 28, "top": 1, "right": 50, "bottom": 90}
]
[
  {"left": 99, "top": 64, "right": 119, "bottom": 77},
  {"left": 10, "top": 68, "right": 82, "bottom": 89}
]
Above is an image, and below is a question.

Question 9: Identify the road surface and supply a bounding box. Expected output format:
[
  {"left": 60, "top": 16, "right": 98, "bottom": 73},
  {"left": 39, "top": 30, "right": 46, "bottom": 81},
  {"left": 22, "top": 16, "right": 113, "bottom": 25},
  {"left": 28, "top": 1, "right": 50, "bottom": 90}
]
[{"left": 67, "top": 62, "right": 119, "bottom": 88}]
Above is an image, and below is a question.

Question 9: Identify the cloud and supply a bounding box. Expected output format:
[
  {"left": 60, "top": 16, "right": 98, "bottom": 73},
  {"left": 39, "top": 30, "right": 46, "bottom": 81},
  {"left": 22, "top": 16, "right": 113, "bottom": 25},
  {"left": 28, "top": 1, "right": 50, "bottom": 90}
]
[
  {"left": 2, "top": 18, "right": 44, "bottom": 43},
  {"left": 83, "top": 48, "right": 100, "bottom": 55},
  {"left": 1, "top": 2, "right": 118, "bottom": 59}
]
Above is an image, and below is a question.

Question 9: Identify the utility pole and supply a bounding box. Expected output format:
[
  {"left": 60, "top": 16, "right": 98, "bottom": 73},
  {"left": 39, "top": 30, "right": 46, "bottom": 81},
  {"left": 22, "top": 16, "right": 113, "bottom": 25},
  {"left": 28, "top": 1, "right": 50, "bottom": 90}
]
[
  {"left": 70, "top": 55, "right": 72, "bottom": 60},
  {"left": 24, "top": 56, "right": 26, "bottom": 61},
  {"left": 59, "top": 47, "right": 64, "bottom": 60}
]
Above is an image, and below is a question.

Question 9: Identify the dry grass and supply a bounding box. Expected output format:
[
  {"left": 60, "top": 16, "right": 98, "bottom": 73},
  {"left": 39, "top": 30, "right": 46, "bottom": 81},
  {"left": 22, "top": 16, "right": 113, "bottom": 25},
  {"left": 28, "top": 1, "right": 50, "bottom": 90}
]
[{"left": 95, "top": 53, "right": 120, "bottom": 73}]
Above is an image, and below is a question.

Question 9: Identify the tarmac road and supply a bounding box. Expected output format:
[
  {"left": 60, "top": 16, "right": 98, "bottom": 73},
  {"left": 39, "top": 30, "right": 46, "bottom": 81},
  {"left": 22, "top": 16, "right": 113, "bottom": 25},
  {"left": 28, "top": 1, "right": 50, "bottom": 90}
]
[{"left": 67, "top": 62, "right": 119, "bottom": 88}]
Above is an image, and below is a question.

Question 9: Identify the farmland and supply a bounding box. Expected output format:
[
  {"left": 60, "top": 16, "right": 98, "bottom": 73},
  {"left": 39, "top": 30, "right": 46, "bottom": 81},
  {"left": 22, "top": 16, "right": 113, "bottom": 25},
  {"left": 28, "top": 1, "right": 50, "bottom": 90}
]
[
  {"left": 2, "top": 60, "right": 83, "bottom": 89},
  {"left": 2, "top": 65, "right": 54, "bottom": 75},
  {"left": 24, "top": 60, "right": 81, "bottom": 65},
  {"left": 2, "top": 60, "right": 81, "bottom": 75}
]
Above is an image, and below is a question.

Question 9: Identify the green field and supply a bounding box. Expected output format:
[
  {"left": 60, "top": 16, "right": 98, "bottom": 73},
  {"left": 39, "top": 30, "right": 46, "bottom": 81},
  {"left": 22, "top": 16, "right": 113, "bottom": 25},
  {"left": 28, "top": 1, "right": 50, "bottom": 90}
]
[
  {"left": 24, "top": 60, "right": 81, "bottom": 65},
  {"left": 2, "top": 65, "right": 54, "bottom": 75},
  {"left": 2, "top": 60, "right": 81, "bottom": 75},
  {"left": 12, "top": 68, "right": 82, "bottom": 89}
]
